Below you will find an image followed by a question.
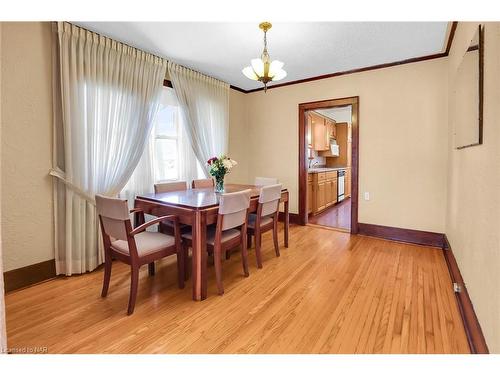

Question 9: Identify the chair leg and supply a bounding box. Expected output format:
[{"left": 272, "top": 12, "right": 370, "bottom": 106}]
[
  {"left": 148, "top": 262, "right": 155, "bottom": 276},
  {"left": 247, "top": 233, "right": 252, "bottom": 248},
  {"left": 255, "top": 229, "right": 263, "bottom": 269},
  {"left": 226, "top": 250, "right": 231, "bottom": 260},
  {"left": 176, "top": 245, "right": 185, "bottom": 289},
  {"left": 183, "top": 243, "right": 190, "bottom": 281},
  {"left": 241, "top": 237, "right": 249, "bottom": 277},
  {"left": 101, "top": 255, "right": 112, "bottom": 297},
  {"left": 127, "top": 265, "right": 139, "bottom": 315},
  {"left": 214, "top": 246, "right": 224, "bottom": 295},
  {"left": 273, "top": 217, "right": 280, "bottom": 257}
]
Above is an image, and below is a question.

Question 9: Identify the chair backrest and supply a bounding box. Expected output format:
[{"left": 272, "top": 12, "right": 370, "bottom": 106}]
[
  {"left": 258, "top": 184, "right": 282, "bottom": 217},
  {"left": 192, "top": 178, "right": 214, "bottom": 188},
  {"left": 95, "top": 194, "right": 130, "bottom": 241},
  {"left": 154, "top": 181, "right": 187, "bottom": 194},
  {"left": 218, "top": 189, "right": 251, "bottom": 231},
  {"left": 254, "top": 176, "right": 279, "bottom": 186}
]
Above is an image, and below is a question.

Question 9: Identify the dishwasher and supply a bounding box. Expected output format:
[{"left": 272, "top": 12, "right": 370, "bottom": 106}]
[{"left": 337, "top": 170, "right": 345, "bottom": 202}]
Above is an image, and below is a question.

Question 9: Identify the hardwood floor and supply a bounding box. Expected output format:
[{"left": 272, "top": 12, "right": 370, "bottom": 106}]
[
  {"left": 5, "top": 225, "right": 469, "bottom": 354},
  {"left": 308, "top": 197, "right": 351, "bottom": 230}
]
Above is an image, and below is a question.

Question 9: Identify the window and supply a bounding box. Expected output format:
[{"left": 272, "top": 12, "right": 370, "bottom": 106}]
[
  {"left": 151, "top": 86, "right": 205, "bottom": 183},
  {"left": 120, "top": 85, "right": 205, "bottom": 203},
  {"left": 153, "top": 92, "right": 181, "bottom": 181}
]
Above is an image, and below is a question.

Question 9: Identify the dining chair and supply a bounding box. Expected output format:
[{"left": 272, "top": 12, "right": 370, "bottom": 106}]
[
  {"left": 182, "top": 189, "right": 252, "bottom": 295},
  {"left": 96, "top": 194, "right": 185, "bottom": 315},
  {"left": 192, "top": 178, "right": 214, "bottom": 188},
  {"left": 246, "top": 183, "right": 283, "bottom": 268},
  {"left": 254, "top": 176, "right": 279, "bottom": 186},
  {"left": 153, "top": 181, "right": 190, "bottom": 236},
  {"left": 154, "top": 181, "right": 187, "bottom": 194}
]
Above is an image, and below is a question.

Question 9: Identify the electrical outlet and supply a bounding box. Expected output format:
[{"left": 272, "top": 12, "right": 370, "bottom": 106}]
[{"left": 364, "top": 192, "right": 370, "bottom": 201}]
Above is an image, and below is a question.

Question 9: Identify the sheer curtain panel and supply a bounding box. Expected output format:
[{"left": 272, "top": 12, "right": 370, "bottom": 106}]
[
  {"left": 51, "top": 22, "right": 167, "bottom": 275},
  {"left": 167, "top": 62, "right": 229, "bottom": 176},
  {"left": 121, "top": 86, "right": 201, "bottom": 204}
]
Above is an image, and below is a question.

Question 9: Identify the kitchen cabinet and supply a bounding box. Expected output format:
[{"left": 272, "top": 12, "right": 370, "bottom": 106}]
[
  {"left": 307, "top": 173, "right": 313, "bottom": 214},
  {"left": 307, "top": 113, "right": 313, "bottom": 149},
  {"left": 327, "top": 119, "right": 337, "bottom": 139},
  {"left": 310, "top": 112, "right": 335, "bottom": 151},
  {"left": 317, "top": 180, "right": 326, "bottom": 212},
  {"left": 324, "top": 121, "right": 353, "bottom": 167},
  {"left": 311, "top": 171, "right": 338, "bottom": 215},
  {"left": 345, "top": 168, "right": 351, "bottom": 198}
]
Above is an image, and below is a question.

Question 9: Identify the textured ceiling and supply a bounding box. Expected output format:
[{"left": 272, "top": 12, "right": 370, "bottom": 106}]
[
  {"left": 315, "top": 106, "right": 352, "bottom": 123},
  {"left": 75, "top": 22, "right": 449, "bottom": 91}
]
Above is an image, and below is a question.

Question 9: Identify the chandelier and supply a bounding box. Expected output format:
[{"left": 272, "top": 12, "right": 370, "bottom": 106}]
[{"left": 242, "top": 22, "right": 287, "bottom": 92}]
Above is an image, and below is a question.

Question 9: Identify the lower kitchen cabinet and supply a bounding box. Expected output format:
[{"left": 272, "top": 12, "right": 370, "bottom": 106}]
[
  {"left": 311, "top": 171, "right": 338, "bottom": 215},
  {"left": 345, "top": 168, "right": 351, "bottom": 198},
  {"left": 307, "top": 173, "right": 313, "bottom": 214}
]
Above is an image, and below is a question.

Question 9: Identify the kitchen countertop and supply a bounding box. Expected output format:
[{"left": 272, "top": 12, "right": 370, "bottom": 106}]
[{"left": 308, "top": 167, "right": 349, "bottom": 173}]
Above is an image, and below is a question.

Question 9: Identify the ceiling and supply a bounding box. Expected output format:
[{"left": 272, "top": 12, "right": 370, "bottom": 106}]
[
  {"left": 75, "top": 22, "right": 449, "bottom": 91},
  {"left": 315, "top": 106, "right": 352, "bottom": 123}
]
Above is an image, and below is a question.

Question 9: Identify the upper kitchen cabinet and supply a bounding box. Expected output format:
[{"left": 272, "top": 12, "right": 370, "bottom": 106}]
[
  {"left": 324, "top": 121, "right": 352, "bottom": 166},
  {"left": 310, "top": 112, "right": 335, "bottom": 151}
]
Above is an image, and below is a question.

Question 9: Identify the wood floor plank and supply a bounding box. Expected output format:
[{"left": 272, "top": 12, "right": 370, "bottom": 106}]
[{"left": 5, "top": 225, "right": 470, "bottom": 353}]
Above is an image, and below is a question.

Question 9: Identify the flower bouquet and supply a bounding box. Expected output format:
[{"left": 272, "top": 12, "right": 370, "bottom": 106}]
[{"left": 207, "top": 155, "right": 238, "bottom": 193}]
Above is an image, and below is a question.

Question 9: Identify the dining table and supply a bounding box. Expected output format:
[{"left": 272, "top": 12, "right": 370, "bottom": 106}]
[{"left": 134, "top": 183, "right": 289, "bottom": 301}]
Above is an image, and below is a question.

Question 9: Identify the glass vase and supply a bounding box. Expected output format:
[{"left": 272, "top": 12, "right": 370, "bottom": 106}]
[{"left": 215, "top": 175, "right": 225, "bottom": 193}]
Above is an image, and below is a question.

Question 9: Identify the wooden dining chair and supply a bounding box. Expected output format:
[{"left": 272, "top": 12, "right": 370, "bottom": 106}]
[
  {"left": 96, "top": 194, "right": 185, "bottom": 315},
  {"left": 181, "top": 189, "right": 252, "bottom": 295},
  {"left": 192, "top": 178, "right": 214, "bottom": 188},
  {"left": 153, "top": 181, "right": 190, "bottom": 236},
  {"left": 246, "top": 183, "right": 283, "bottom": 268},
  {"left": 154, "top": 181, "right": 187, "bottom": 194},
  {"left": 254, "top": 176, "right": 279, "bottom": 186}
]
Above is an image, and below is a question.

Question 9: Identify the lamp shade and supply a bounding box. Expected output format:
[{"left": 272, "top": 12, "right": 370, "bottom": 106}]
[
  {"left": 242, "top": 66, "right": 259, "bottom": 80},
  {"left": 251, "top": 58, "right": 265, "bottom": 77},
  {"left": 268, "top": 60, "right": 284, "bottom": 78},
  {"left": 272, "top": 68, "right": 287, "bottom": 81}
]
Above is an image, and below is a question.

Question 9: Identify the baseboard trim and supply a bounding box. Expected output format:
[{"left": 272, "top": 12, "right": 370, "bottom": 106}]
[
  {"left": 278, "top": 212, "right": 300, "bottom": 225},
  {"left": 442, "top": 236, "right": 489, "bottom": 354},
  {"left": 358, "top": 223, "right": 445, "bottom": 248},
  {"left": 3, "top": 259, "right": 56, "bottom": 293}
]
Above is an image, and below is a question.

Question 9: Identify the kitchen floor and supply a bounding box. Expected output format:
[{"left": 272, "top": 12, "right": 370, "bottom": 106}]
[{"left": 308, "top": 197, "right": 351, "bottom": 230}]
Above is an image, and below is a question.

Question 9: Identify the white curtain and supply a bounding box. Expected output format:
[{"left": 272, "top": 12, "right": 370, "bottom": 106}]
[
  {"left": 121, "top": 87, "right": 200, "bottom": 203},
  {"left": 51, "top": 22, "right": 167, "bottom": 275},
  {"left": 167, "top": 62, "right": 229, "bottom": 176}
]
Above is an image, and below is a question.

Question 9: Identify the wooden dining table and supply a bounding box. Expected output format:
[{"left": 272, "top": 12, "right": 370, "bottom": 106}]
[{"left": 134, "top": 183, "right": 289, "bottom": 301}]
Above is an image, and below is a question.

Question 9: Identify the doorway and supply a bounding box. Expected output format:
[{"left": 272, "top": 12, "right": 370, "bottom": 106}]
[{"left": 298, "top": 97, "right": 359, "bottom": 234}]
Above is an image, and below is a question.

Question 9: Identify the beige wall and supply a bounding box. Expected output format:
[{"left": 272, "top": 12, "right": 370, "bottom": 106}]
[
  {"left": 1, "top": 22, "right": 497, "bottom": 353},
  {"left": 446, "top": 22, "right": 500, "bottom": 353},
  {"left": 227, "top": 89, "right": 249, "bottom": 184},
  {"left": 0, "top": 22, "right": 54, "bottom": 271},
  {"left": 229, "top": 59, "right": 449, "bottom": 232}
]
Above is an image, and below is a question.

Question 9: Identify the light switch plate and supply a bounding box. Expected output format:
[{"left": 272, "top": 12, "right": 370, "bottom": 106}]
[{"left": 364, "top": 192, "right": 370, "bottom": 201}]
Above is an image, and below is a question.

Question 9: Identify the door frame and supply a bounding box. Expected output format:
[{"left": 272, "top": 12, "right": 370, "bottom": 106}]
[{"left": 298, "top": 96, "right": 359, "bottom": 234}]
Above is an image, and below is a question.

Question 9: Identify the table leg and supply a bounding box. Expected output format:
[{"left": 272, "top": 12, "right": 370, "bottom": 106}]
[
  {"left": 191, "top": 210, "right": 207, "bottom": 301},
  {"left": 284, "top": 199, "right": 289, "bottom": 248}
]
